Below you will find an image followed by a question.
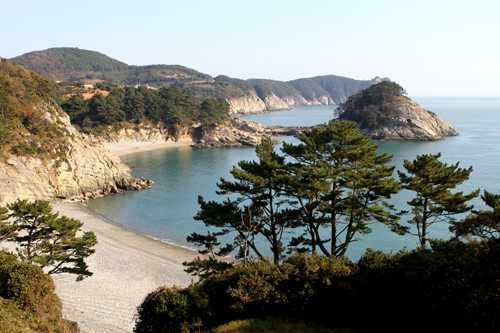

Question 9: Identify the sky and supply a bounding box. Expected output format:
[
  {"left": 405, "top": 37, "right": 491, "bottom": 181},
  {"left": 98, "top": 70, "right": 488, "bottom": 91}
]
[{"left": 2, "top": 0, "right": 499, "bottom": 96}]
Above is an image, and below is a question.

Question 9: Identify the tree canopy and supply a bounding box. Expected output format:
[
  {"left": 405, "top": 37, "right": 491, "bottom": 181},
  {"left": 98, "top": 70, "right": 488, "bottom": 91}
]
[
  {"left": 335, "top": 80, "right": 408, "bottom": 129},
  {"left": 2, "top": 199, "right": 97, "bottom": 280},
  {"left": 398, "top": 153, "right": 479, "bottom": 245},
  {"left": 188, "top": 121, "right": 403, "bottom": 266}
]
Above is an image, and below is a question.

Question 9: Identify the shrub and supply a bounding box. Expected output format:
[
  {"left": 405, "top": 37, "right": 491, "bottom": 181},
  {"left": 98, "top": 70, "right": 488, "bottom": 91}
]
[
  {"left": 0, "top": 262, "right": 61, "bottom": 322},
  {"left": 135, "top": 286, "right": 194, "bottom": 333}
]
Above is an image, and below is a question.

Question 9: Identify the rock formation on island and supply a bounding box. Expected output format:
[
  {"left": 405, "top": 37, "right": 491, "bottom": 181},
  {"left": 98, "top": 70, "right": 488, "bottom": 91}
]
[
  {"left": 191, "top": 118, "right": 307, "bottom": 148},
  {"left": 336, "top": 81, "right": 458, "bottom": 141},
  {"left": 0, "top": 61, "right": 153, "bottom": 205},
  {"left": 97, "top": 118, "right": 307, "bottom": 149}
]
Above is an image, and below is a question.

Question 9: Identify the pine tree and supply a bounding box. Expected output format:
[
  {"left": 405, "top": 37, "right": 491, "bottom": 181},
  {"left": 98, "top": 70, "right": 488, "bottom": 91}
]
[
  {"left": 398, "top": 153, "right": 479, "bottom": 246},
  {"left": 190, "top": 138, "right": 298, "bottom": 265},
  {"left": 282, "top": 120, "right": 402, "bottom": 257},
  {"left": 450, "top": 190, "right": 500, "bottom": 239},
  {"left": 6, "top": 199, "right": 98, "bottom": 280}
]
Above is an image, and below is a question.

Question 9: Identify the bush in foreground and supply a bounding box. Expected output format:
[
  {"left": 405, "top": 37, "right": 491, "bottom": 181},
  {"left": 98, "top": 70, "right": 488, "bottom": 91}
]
[
  {"left": 135, "top": 238, "right": 500, "bottom": 333},
  {"left": 0, "top": 250, "right": 80, "bottom": 332}
]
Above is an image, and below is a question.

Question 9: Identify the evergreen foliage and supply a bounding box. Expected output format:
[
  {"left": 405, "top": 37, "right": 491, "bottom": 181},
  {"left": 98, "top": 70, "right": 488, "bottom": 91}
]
[
  {"left": 59, "top": 84, "right": 230, "bottom": 132},
  {"left": 398, "top": 153, "right": 479, "bottom": 245},
  {"left": 189, "top": 138, "right": 298, "bottom": 265},
  {"left": 282, "top": 121, "right": 402, "bottom": 257},
  {"left": 250, "top": 75, "right": 382, "bottom": 104},
  {"left": 3, "top": 199, "right": 97, "bottom": 280},
  {"left": 189, "top": 122, "right": 402, "bottom": 265},
  {"left": 136, "top": 238, "right": 500, "bottom": 333},
  {"left": 11, "top": 48, "right": 382, "bottom": 103},
  {"left": 450, "top": 189, "right": 500, "bottom": 239},
  {"left": 335, "top": 81, "right": 408, "bottom": 129}
]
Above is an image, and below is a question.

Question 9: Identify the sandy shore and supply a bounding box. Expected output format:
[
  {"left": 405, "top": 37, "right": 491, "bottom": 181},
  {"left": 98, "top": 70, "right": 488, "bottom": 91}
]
[
  {"left": 103, "top": 141, "right": 194, "bottom": 157},
  {"left": 51, "top": 141, "right": 202, "bottom": 332},
  {"left": 0, "top": 141, "right": 205, "bottom": 332},
  {"left": 50, "top": 201, "right": 204, "bottom": 333}
]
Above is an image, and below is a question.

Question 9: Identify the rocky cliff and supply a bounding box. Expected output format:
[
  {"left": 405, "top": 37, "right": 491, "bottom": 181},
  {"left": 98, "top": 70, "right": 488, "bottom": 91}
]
[
  {"left": 0, "top": 109, "right": 153, "bottom": 205},
  {"left": 281, "top": 94, "right": 336, "bottom": 106},
  {"left": 360, "top": 99, "right": 458, "bottom": 141},
  {"left": 227, "top": 92, "right": 334, "bottom": 115},
  {"left": 192, "top": 118, "right": 306, "bottom": 148},
  {"left": 228, "top": 92, "right": 290, "bottom": 115}
]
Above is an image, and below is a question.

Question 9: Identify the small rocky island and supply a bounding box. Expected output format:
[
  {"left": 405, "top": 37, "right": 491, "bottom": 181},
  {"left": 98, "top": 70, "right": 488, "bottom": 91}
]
[{"left": 336, "top": 81, "right": 457, "bottom": 141}]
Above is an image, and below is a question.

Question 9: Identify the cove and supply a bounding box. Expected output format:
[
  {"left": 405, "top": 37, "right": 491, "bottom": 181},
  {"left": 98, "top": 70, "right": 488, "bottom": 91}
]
[{"left": 85, "top": 97, "right": 500, "bottom": 260}]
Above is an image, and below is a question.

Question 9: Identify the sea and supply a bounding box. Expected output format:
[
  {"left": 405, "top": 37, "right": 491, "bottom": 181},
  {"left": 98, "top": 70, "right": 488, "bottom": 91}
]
[{"left": 85, "top": 96, "right": 500, "bottom": 261}]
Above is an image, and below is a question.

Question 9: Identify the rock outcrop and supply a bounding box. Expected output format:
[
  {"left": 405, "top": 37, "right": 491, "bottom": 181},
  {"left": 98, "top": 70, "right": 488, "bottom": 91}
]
[
  {"left": 192, "top": 118, "right": 307, "bottom": 148},
  {"left": 228, "top": 93, "right": 290, "bottom": 115},
  {"left": 227, "top": 92, "right": 337, "bottom": 116},
  {"left": 0, "top": 110, "right": 153, "bottom": 205},
  {"left": 99, "top": 125, "right": 169, "bottom": 143},
  {"left": 282, "top": 95, "right": 336, "bottom": 106},
  {"left": 360, "top": 99, "right": 458, "bottom": 141}
]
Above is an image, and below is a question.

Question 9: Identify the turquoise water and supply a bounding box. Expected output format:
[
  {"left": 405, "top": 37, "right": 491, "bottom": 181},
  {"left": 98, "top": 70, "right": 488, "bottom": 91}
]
[{"left": 85, "top": 97, "right": 500, "bottom": 260}]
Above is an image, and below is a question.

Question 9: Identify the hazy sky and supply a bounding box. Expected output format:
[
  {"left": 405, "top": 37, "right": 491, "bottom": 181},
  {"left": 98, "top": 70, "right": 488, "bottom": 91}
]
[{"left": 2, "top": 0, "right": 498, "bottom": 96}]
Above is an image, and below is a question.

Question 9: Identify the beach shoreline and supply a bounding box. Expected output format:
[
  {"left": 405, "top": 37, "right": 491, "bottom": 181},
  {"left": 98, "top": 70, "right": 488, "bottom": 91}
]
[
  {"left": 51, "top": 141, "right": 201, "bottom": 332},
  {"left": 0, "top": 140, "right": 207, "bottom": 332},
  {"left": 47, "top": 201, "right": 205, "bottom": 333},
  {"left": 103, "top": 140, "right": 194, "bottom": 157}
]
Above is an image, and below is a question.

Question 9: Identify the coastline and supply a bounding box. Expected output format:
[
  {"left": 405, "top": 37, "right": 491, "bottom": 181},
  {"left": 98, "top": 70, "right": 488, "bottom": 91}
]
[
  {"left": 103, "top": 141, "right": 194, "bottom": 157},
  {"left": 49, "top": 201, "right": 204, "bottom": 333},
  {"left": 51, "top": 141, "right": 200, "bottom": 333}
]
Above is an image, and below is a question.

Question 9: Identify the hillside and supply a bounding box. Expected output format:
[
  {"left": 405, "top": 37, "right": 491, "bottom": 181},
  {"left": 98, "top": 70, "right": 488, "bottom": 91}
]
[
  {"left": 336, "top": 81, "right": 458, "bottom": 140},
  {"left": 0, "top": 59, "right": 152, "bottom": 204},
  {"left": 11, "top": 48, "right": 385, "bottom": 113}
]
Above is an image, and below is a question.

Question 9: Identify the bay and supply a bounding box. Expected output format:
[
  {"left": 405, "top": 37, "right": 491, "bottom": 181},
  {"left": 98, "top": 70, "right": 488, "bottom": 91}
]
[{"left": 85, "top": 97, "right": 500, "bottom": 260}]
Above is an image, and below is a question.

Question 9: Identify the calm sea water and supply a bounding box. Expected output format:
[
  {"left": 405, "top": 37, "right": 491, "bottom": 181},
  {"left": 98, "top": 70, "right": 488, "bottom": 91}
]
[{"left": 86, "top": 97, "right": 500, "bottom": 260}]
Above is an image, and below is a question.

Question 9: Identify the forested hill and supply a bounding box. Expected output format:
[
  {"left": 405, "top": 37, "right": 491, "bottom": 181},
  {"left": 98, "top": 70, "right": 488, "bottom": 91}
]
[
  {"left": 249, "top": 75, "right": 383, "bottom": 105},
  {"left": 10, "top": 48, "right": 386, "bottom": 104}
]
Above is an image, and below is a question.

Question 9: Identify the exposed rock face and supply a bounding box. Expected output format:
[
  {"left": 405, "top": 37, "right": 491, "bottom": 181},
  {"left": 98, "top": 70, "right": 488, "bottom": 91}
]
[
  {"left": 95, "top": 123, "right": 198, "bottom": 144},
  {"left": 227, "top": 92, "right": 336, "bottom": 115},
  {"left": 192, "top": 118, "right": 306, "bottom": 148},
  {"left": 99, "top": 125, "right": 169, "bottom": 143},
  {"left": 360, "top": 99, "right": 458, "bottom": 141},
  {"left": 262, "top": 94, "right": 290, "bottom": 111},
  {"left": 228, "top": 93, "right": 269, "bottom": 115},
  {"left": 0, "top": 110, "right": 153, "bottom": 205},
  {"left": 282, "top": 95, "right": 336, "bottom": 106}
]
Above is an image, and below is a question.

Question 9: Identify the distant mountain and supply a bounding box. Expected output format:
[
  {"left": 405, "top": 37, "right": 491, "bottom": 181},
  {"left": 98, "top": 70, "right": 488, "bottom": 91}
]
[{"left": 10, "top": 47, "right": 388, "bottom": 112}]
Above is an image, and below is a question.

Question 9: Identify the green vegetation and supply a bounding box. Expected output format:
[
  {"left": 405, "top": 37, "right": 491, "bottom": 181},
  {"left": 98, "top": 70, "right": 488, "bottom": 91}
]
[
  {"left": 59, "top": 83, "right": 231, "bottom": 135},
  {"left": 0, "top": 251, "right": 79, "bottom": 332},
  {"left": 451, "top": 189, "right": 500, "bottom": 239},
  {"left": 335, "top": 81, "right": 408, "bottom": 129},
  {"left": 282, "top": 121, "right": 402, "bottom": 257},
  {"left": 154, "top": 119, "right": 500, "bottom": 332},
  {"left": 136, "top": 239, "right": 500, "bottom": 333},
  {"left": 10, "top": 47, "right": 129, "bottom": 81},
  {"left": 188, "top": 122, "right": 403, "bottom": 267},
  {"left": 250, "top": 75, "right": 383, "bottom": 104},
  {"left": 1, "top": 199, "right": 97, "bottom": 280},
  {"left": 398, "top": 153, "right": 479, "bottom": 245},
  {"left": 11, "top": 48, "right": 382, "bottom": 104},
  {"left": 211, "top": 317, "right": 349, "bottom": 333},
  {"left": 0, "top": 59, "right": 72, "bottom": 161},
  {"left": 0, "top": 199, "right": 95, "bottom": 331}
]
